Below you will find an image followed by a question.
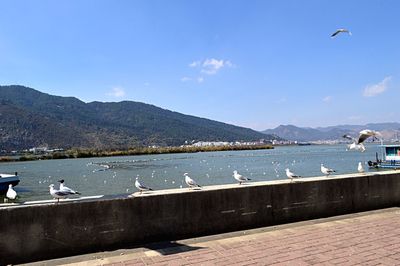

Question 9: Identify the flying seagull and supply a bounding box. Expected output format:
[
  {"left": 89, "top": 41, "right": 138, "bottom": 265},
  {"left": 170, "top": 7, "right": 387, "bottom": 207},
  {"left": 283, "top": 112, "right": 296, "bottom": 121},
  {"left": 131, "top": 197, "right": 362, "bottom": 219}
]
[
  {"left": 58, "top": 179, "right": 81, "bottom": 195},
  {"left": 285, "top": 168, "right": 301, "bottom": 183},
  {"left": 358, "top": 162, "right": 365, "bottom": 173},
  {"left": 135, "top": 177, "right": 153, "bottom": 194},
  {"left": 343, "top": 129, "right": 381, "bottom": 152},
  {"left": 321, "top": 164, "right": 336, "bottom": 176},
  {"left": 6, "top": 184, "right": 17, "bottom": 201},
  {"left": 184, "top": 173, "right": 201, "bottom": 189},
  {"left": 331, "top": 28, "right": 352, "bottom": 38},
  {"left": 233, "top": 170, "right": 251, "bottom": 185}
]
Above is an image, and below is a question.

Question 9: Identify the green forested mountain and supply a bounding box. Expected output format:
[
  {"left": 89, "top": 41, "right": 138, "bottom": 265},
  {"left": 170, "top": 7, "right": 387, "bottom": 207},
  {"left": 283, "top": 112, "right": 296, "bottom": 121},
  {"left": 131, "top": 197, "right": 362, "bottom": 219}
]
[{"left": 0, "top": 85, "right": 275, "bottom": 150}]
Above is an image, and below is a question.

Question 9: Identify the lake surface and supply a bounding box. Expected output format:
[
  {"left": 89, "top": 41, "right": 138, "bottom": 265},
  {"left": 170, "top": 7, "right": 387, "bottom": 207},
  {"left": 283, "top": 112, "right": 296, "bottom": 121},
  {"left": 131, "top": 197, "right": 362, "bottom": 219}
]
[{"left": 0, "top": 144, "right": 384, "bottom": 202}]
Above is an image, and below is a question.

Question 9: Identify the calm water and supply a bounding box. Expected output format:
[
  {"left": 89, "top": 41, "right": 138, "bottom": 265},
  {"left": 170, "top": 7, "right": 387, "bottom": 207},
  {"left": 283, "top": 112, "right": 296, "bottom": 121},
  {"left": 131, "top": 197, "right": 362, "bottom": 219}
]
[{"left": 0, "top": 144, "right": 383, "bottom": 202}]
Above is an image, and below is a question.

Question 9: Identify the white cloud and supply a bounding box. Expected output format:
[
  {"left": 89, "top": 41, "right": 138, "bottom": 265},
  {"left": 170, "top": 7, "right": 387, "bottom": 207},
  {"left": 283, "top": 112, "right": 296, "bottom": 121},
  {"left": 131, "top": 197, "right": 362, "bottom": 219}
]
[
  {"left": 189, "top": 61, "right": 201, "bottom": 67},
  {"left": 107, "top": 87, "right": 125, "bottom": 98},
  {"left": 322, "top": 96, "right": 332, "bottom": 102},
  {"left": 363, "top": 76, "right": 391, "bottom": 97},
  {"left": 189, "top": 58, "right": 234, "bottom": 75},
  {"left": 181, "top": 77, "right": 192, "bottom": 82},
  {"left": 197, "top": 77, "right": 204, "bottom": 83}
]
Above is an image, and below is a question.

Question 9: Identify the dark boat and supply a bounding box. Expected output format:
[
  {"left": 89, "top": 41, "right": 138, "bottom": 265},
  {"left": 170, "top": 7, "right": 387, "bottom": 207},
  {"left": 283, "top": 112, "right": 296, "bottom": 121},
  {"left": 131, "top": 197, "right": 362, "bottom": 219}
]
[{"left": 0, "top": 172, "right": 20, "bottom": 193}]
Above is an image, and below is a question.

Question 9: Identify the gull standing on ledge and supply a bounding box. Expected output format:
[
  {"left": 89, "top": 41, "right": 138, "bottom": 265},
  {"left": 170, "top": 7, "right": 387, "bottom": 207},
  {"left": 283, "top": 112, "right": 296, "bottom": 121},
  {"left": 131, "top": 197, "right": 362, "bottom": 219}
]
[
  {"left": 321, "top": 164, "right": 336, "bottom": 176},
  {"left": 6, "top": 184, "right": 17, "bottom": 201},
  {"left": 49, "top": 184, "right": 70, "bottom": 203},
  {"left": 184, "top": 173, "right": 201, "bottom": 189},
  {"left": 358, "top": 162, "right": 365, "bottom": 173},
  {"left": 233, "top": 170, "right": 251, "bottom": 185},
  {"left": 135, "top": 177, "right": 153, "bottom": 194},
  {"left": 58, "top": 179, "right": 81, "bottom": 195},
  {"left": 331, "top": 28, "right": 352, "bottom": 38},
  {"left": 285, "top": 168, "right": 301, "bottom": 183}
]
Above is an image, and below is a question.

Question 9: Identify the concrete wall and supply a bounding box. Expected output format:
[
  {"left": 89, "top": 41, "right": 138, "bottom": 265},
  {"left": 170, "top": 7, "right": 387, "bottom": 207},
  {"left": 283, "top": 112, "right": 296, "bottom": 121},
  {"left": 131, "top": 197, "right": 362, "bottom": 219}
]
[{"left": 1, "top": 171, "right": 400, "bottom": 264}]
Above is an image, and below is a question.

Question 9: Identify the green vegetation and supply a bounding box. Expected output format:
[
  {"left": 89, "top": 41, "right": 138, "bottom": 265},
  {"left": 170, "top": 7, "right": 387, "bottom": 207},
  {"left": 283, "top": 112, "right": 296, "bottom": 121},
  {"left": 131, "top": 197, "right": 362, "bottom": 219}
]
[
  {"left": 0, "top": 145, "right": 273, "bottom": 162},
  {"left": 0, "top": 85, "right": 278, "bottom": 150}
]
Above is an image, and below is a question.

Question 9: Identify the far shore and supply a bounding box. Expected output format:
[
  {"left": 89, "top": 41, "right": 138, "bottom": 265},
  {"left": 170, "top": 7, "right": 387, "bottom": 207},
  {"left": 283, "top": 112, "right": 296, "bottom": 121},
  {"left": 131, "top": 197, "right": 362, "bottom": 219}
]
[{"left": 0, "top": 144, "right": 274, "bottom": 163}]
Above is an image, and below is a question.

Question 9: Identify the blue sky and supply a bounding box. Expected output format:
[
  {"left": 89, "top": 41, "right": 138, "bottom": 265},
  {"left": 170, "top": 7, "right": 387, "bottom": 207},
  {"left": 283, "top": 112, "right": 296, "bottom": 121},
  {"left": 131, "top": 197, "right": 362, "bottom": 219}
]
[{"left": 0, "top": 1, "right": 399, "bottom": 130}]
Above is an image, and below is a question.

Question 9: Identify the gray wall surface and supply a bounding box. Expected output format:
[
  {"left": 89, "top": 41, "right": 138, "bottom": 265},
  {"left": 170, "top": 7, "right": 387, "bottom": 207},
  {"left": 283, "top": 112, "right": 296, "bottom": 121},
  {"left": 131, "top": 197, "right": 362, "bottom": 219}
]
[{"left": 1, "top": 171, "right": 400, "bottom": 264}]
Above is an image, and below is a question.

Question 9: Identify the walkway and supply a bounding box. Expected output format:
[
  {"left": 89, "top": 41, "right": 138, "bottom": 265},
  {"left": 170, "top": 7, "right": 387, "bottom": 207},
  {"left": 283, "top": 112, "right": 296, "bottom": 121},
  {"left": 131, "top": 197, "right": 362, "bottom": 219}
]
[{"left": 24, "top": 208, "right": 400, "bottom": 266}]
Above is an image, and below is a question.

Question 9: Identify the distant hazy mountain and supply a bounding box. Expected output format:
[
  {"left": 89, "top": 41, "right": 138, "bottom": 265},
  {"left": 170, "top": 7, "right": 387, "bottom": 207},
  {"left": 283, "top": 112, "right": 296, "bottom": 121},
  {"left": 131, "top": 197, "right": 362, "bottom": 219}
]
[
  {"left": 263, "top": 124, "right": 400, "bottom": 142},
  {"left": 0, "top": 85, "right": 276, "bottom": 150}
]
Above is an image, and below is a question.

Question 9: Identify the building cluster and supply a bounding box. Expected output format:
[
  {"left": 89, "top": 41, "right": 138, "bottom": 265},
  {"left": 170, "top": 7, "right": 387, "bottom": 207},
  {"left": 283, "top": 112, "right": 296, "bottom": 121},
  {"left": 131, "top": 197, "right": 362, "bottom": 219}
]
[{"left": 185, "top": 139, "right": 271, "bottom": 147}]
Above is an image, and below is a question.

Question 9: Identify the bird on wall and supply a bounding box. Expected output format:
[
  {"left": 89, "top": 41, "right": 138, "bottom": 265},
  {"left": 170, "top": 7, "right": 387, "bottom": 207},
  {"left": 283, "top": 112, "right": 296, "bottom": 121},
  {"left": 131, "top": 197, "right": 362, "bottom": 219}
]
[
  {"left": 285, "top": 168, "right": 301, "bottom": 183},
  {"left": 233, "top": 170, "right": 251, "bottom": 185},
  {"left": 58, "top": 179, "right": 81, "bottom": 195},
  {"left": 135, "top": 177, "right": 153, "bottom": 194},
  {"left": 321, "top": 164, "right": 336, "bottom": 176},
  {"left": 184, "top": 173, "right": 202, "bottom": 189},
  {"left": 49, "top": 184, "right": 71, "bottom": 203},
  {"left": 5, "top": 184, "right": 17, "bottom": 202},
  {"left": 358, "top": 162, "right": 365, "bottom": 173}
]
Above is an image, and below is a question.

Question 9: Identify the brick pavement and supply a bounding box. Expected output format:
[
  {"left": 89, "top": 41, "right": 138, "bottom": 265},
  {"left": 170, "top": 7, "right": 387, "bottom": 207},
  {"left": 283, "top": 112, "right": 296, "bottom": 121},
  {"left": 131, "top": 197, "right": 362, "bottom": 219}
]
[{"left": 26, "top": 208, "right": 400, "bottom": 266}]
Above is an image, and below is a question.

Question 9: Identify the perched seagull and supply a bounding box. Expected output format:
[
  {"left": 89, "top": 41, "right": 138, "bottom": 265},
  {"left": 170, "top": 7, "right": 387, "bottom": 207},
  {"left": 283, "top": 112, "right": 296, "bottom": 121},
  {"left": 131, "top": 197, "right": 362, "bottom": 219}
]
[
  {"left": 331, "top": 28, "right": 352, "bottom": 38},
  {"left": 285, "top": 168, "right": 301, "bottom": 183},
  {"left": 233, "top": 170, "right": 251, "bottom": 185},
  {"left": 49, "top": 184, "right": 71, "bottom": 203},
  {"left": 358, "top": 162, "right": 365, "bottom": 173},
  {"left": 58, "top": 179, "right": 81, "bottom": 195},
  {"left": 343, "top": 129, "right": 381, "bottom": 152},
  {"left": 6, "top": 184, "right": 17, "bottom": 201},
  {"left": 135, "top": 177, "right": 153, "bottom": 194},
  {"left": 321, "top": 164, "right": 336, "bottom": 176},
  {"left": 184, "top": 173, "right": 201, "bottom": 189}
]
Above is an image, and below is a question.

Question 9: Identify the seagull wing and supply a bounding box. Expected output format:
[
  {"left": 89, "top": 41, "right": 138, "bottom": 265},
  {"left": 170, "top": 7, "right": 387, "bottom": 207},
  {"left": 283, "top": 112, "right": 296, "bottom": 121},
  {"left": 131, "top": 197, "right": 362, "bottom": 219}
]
[
  {"left": 331, "top": 30, "right": 341, "bottom": 37},
  {"left": 60, "top": 185, "right": 80, "bottom": 195},
  {"left": 342, "top": 134, "right": 355, "bottom": 141}
]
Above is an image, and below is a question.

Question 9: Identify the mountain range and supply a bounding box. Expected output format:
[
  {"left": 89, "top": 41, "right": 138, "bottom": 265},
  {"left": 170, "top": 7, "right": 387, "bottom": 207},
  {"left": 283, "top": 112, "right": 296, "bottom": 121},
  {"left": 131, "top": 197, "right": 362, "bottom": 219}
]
[
  {"left": 0, "top": 85, "right": 277, "bottom": 150},
  {"left": 263, "top": 123, "right": 400, "bottom": 142}
]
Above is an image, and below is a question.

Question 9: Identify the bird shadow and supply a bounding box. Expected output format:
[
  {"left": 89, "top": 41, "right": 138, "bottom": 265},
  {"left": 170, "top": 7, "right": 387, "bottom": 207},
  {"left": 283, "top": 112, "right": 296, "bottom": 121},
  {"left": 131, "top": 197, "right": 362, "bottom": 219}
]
[{"left": 143, "top": 241, "right": 203, "bottom": 255}]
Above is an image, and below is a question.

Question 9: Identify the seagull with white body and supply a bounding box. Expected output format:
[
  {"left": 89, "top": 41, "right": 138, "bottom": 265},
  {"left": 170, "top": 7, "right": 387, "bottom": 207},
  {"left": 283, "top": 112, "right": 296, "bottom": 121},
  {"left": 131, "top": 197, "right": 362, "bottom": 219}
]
[
  {"left": 58, "top": 179, "right": 81, "bottom": 195},
  {"left": 343, "top": 129, "right": 382, "bottom": 152},
  {"left": 233, "top": 170, "right": 251, "bottom": 185},
  {"left": 285, "top": 168, "right": 301, "bottom": 182},
  {"left": 5, "top": 184, "right": 17, "bottom": 201},
  {"left": 321, "top": 164, "right": 336, "bottom": 176},
  {"left": 184, "top": 173, "right": 201, "bottom": 189},
  {"left": 135, "top": 177, "right": 153, "bottom": 194},
  {"left": 358, "top": 162, "right": 365, "bottom": 173},
  {"left": 49, "top": 184, "right": 71, "bottom": 203},
  {"left": 331, "top": 28, "right": 352, "bottom": 38}
]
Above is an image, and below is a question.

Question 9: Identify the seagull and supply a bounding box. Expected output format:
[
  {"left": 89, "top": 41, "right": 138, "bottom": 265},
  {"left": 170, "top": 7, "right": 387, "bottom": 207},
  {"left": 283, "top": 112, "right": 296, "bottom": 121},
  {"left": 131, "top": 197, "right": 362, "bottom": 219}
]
[
  {"left": 285, "top": 168, "right": 301, "bottom": 182},
  {"left": 49, "top": 184, "right": 71, "bottom": 203},
  {"left": 233, "top": 170, "right": 251, "bottom": 185},
  {"left": 6, "top": 184, "right": 17, "bottom": 201},
  {"left": 184, "top": 173, "right": 201, "bottom": 189},
  {"left": 321, "top": 164, "right": 336, "bottom": 176},
  {"left": 358, "top": 162, "right": 365, "bottom": 173},
  {"left": 58, "top": 179, "right": 81, "bottom": 195},
  {"left": 135, "top": 177, "right": 153, "bottom": 194},
  {"left": 331, "top": 28, "right": 352, "bottom": 38},
  {"left": 358, "top": 129, "right": 382, "bottom": 143},
  {"left": 343, "top": 129, "right": 381, "bottom": 152}
]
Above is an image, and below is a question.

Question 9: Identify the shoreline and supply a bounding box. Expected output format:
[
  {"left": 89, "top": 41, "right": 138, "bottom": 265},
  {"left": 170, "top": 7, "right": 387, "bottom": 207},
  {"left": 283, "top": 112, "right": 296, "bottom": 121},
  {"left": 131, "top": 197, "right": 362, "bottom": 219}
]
[{"left": 0, "top": 144, "right": 274, "bottom": 163}]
